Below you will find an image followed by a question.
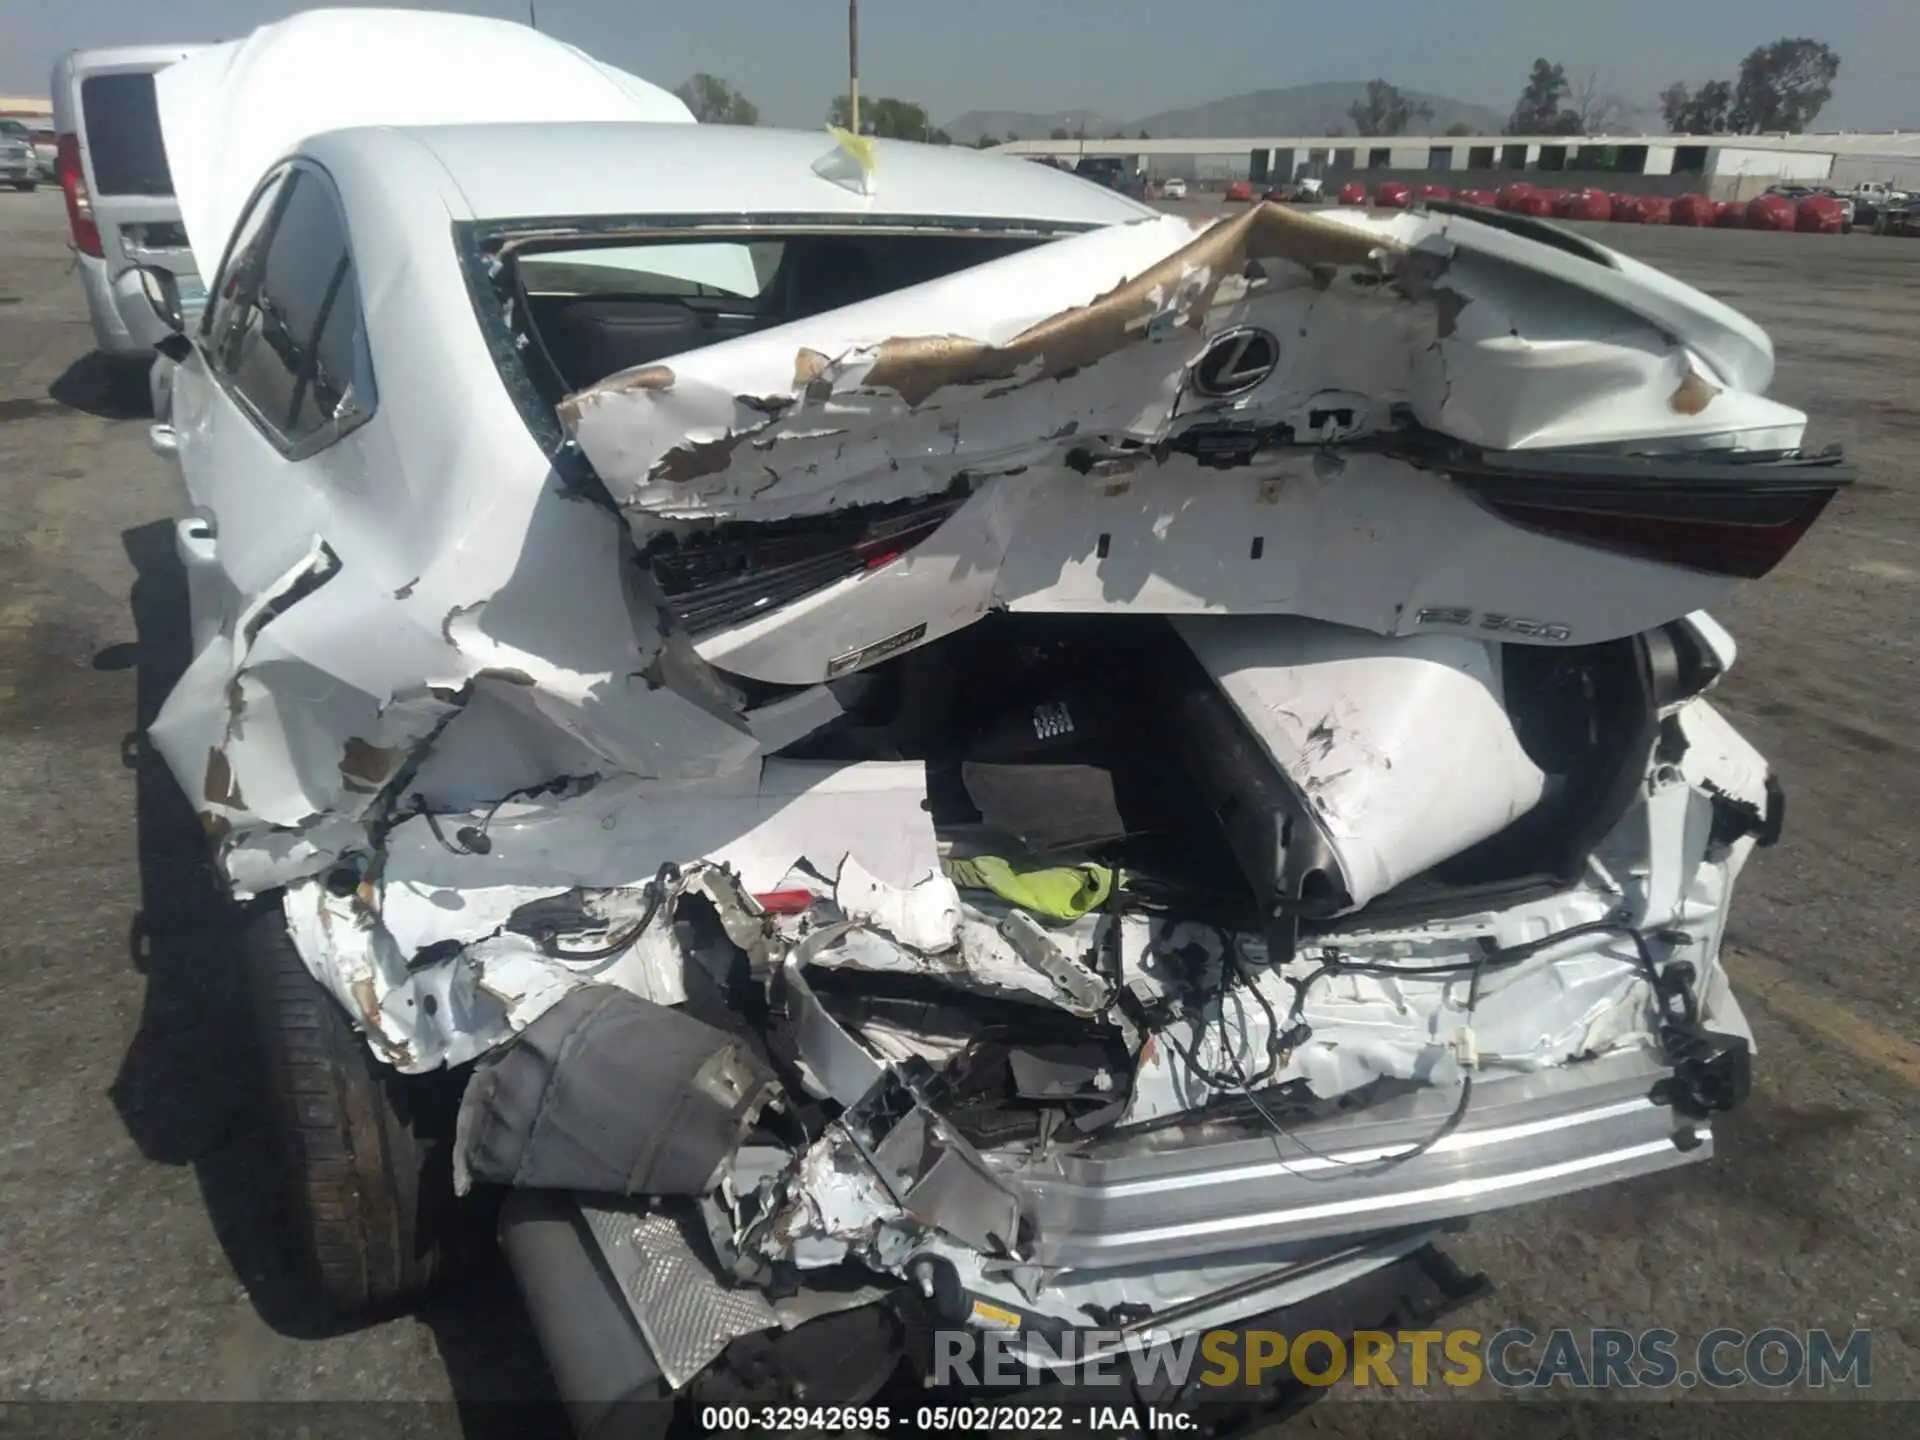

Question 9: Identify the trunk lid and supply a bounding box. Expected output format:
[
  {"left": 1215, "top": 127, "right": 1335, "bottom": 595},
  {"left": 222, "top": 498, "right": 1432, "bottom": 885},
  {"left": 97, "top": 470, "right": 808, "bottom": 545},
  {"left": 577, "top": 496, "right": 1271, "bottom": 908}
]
[{"left": 540, "top": 204, "right": 1842, "bottom": 684}]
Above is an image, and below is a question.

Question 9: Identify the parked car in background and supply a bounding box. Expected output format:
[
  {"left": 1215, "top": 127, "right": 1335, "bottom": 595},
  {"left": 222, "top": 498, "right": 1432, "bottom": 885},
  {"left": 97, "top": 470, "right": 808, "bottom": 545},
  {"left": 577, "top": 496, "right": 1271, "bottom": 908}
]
[
  {"left": 1845, "top": 179, "right": 1910, "bottom": 228},
  {"left": 1264, "top": 176, "right": 1323, "bottom": 202},
  {"left": 30, "top": 121, "right": 58, "bottom": 179},
  {"left": 1873, "top": 195, "right": 1920, "bottom": 236},
  {"left": 50, "top": 44, "right": 206, "bottom": 386},
  {"left": 1223, "top": 178, "right": 1254, "bottom": 201},
  {"left": 1161, "top": 175, "right": 1188, "bottom": 200},
  {"left": 0, "top": 120, "right": 37, "bottom": 189}
]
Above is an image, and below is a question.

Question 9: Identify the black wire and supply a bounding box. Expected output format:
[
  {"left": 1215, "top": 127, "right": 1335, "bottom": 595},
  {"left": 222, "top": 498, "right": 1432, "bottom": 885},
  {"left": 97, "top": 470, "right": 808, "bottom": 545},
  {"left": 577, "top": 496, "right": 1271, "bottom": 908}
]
[
  {"left": 539, "top": 863, "right": 681, "bottom": 967},
  {"left": 413, "top": 782, "right": 560, "bottom": 856},
  {"left": 416, "top": 801, "right": 470, "bottom": 855},
  {"left": 1173, "top": 913, "right": 1662, "bottom": 1179}
]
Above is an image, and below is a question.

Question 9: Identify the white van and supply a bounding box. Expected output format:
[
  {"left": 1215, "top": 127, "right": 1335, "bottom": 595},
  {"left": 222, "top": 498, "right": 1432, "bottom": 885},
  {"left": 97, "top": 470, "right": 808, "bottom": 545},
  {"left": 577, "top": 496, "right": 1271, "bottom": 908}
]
[{"left": 50, "top": 45, "right": 205, "bottom": 375}]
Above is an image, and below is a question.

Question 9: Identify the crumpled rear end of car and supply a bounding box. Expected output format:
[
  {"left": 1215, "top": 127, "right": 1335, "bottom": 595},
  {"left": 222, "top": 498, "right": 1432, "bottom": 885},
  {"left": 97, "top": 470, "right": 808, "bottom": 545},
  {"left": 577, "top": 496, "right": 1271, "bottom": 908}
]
[{"left": 144, "top": 96, "right": 1828, "bottom": 1416}]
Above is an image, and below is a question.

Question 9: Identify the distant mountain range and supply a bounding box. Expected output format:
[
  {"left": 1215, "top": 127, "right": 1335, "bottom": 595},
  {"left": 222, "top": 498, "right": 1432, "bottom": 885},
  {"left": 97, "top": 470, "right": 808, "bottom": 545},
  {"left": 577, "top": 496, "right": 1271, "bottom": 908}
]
[{"left": 943, "top": 82, "right": 1508, "bottom": 144}]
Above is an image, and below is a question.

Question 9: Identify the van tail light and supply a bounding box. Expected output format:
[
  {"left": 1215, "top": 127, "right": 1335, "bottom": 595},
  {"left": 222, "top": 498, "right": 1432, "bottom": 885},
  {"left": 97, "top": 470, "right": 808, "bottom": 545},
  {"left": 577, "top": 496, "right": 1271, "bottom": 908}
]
[
  {"left": 57, "top": 134, "right": 102, "bottom": 258},
  {"left": 1446, "top": 445, "right": 1851, "bottom": 580}
]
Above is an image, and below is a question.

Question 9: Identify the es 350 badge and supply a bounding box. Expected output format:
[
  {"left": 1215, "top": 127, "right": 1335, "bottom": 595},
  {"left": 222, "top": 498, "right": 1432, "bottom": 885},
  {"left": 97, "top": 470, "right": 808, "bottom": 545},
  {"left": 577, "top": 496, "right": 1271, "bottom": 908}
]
[{"left": 825, "top": 623, "right": 929, "bottom": 679}]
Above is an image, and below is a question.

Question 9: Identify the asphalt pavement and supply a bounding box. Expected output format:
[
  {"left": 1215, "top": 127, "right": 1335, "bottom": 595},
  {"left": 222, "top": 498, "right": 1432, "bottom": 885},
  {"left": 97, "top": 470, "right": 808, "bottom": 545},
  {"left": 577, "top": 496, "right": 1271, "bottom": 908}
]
[{"left": 0, "top": 187, "right": 1915, "bottom": 1433}]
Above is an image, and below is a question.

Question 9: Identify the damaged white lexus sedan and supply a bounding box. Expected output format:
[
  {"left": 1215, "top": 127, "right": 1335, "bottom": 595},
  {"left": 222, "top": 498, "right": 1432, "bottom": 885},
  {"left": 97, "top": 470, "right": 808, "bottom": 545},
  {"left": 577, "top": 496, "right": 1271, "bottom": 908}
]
[{"left": 136, "top": 11, "right": 1844, "bottom": 1433}]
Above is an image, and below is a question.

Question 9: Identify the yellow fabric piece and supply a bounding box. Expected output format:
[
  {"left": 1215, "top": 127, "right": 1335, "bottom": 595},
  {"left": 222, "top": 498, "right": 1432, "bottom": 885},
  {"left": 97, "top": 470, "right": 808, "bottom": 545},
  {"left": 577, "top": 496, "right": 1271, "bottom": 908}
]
[
  {"left": 826, "top": 125, "right": 877, "bottom": 174},
  {"left": 945, "top": 855, "right": 1116, "bottom": 922}
]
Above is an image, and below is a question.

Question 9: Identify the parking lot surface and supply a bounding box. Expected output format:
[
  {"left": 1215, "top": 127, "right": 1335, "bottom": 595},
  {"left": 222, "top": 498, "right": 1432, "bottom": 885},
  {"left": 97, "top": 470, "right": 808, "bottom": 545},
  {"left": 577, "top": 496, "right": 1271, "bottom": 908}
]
[{"left": 0, "top": 187, "right": 1916, "bottom": 1429}]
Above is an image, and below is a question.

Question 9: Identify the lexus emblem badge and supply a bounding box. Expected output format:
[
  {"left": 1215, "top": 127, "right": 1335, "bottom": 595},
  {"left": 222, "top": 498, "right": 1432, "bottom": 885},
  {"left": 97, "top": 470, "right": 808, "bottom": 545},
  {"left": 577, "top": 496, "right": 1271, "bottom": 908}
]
[{"left": 1191, "top": 327, "right": 1280, "bottom": 398}]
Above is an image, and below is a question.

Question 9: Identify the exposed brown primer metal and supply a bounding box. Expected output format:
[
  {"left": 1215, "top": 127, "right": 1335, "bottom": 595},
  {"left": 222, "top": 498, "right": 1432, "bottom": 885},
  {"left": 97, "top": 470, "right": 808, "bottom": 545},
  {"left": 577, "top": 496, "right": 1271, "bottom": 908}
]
[
  {"left": 654, "top": 432, "right": 752, "bottom": 484},
  {"left": 1671, "top": 366, "right": 1722, "bottom": 416},
  {"left": 339, "top": 738, "right": 405, "bottom": 795},
  {"left": 203, "top": 746, "right": 244, "bottom": 808},
  {"left": 862, "top": 204, "right": 1392, "bottom": 407}
]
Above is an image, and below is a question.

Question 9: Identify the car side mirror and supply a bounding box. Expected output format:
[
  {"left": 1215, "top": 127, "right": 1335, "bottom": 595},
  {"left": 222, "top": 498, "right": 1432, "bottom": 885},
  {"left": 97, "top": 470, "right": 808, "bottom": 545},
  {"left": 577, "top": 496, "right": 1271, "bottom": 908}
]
[{"left": 135, "top": 264, "right": 186, "bottom": 335}]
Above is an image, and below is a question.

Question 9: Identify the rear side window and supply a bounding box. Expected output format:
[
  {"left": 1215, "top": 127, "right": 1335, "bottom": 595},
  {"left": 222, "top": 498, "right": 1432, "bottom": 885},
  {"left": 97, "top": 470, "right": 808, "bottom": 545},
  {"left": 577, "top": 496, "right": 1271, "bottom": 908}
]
[
  {"left": 205, "top": 165, "right": 375, "bottom": 454},
  {"left": 79, "top": 72, "right": 173, "bottom": 197}
]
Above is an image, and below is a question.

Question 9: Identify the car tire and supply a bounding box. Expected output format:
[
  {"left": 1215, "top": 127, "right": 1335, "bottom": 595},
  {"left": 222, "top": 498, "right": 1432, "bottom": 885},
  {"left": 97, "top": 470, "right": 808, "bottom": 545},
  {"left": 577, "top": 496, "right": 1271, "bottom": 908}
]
[{"left": 243, "top": 899, "right": 463, "bottom": 1316}]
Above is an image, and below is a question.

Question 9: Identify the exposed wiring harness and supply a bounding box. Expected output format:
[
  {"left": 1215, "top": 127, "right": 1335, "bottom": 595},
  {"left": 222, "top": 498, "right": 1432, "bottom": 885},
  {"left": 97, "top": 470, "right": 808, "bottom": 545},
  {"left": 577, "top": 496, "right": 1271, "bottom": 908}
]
[
  {"left": 532, "top": 862, "right": 683, "bottom": 970},
  {"left": 1159, "top": 913, "right": 1745, "bottom": 1177},
  {"left": 414, "top": 778, "right": 574, "bottom": 857}
]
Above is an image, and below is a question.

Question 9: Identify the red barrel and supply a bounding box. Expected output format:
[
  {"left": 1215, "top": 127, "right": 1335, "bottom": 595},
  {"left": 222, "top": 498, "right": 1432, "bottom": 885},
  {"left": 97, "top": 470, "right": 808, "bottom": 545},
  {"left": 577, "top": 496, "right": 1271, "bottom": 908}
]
[
  {"left": 1455, "top": 187, "right": 1499, "bottom": 207},
  {"left": 1747, "top": 193, "right": 1796, "bottom": 230},
  {"left": 1672, "top": 193, "right": 1718, "bottom": 227},
  {"left": 1336, "top": 181, "right": 1368, "bottom": 206},
  {"left": 1374, "top": 180, "right": 1412, "bottom": 208},
  {"left": 1514, "top": 190, "right": 1555, "bottom": 217},
  {"left": 1557, "top": 188, "right": 1612, "bottom": 221},
  {"left": 1612, "top": 193, "right": 1644, "bottom": 223},
  {"left": 1637, "top": 195, "right": 1673, "bottom": 225},
  {"left": 1498, "top": 182, "right": 1538, "bottom": 211},
  {"left": 1796, "top": 194, "right": 1845, "bottom": 234},
  {"left": 1416, "top": 182, "right": 1451, "bottom": 202},
  {"left": 1715, "top": 200, "right": 1748, "bottom": 228}
]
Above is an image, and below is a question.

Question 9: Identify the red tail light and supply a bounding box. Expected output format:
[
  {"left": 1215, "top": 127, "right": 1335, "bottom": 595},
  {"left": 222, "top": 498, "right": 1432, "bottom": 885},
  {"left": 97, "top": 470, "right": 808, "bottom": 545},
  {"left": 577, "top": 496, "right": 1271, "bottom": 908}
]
[
  {"left": 1448, "top": 447, "right": 1851, "bottom": 579},
  {"left": 56, "top": 134, "right": 101, "bottom": 258},
  {"left": 753, "top": 890, "right": 818, "bottom": 916}
]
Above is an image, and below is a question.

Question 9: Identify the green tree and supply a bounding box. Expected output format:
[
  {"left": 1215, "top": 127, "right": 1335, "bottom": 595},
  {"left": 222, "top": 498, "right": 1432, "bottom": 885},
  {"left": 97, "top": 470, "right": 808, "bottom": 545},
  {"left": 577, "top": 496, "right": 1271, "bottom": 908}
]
[
  {"left": 1443, "top": 120, "right": 1476, "bottom": 137},
  {"left": 1504, "top": 58, "right": 1582, "bottom": 134},
  {"left": 1050, "top": 126, "right": 1073, "bottom": 140},
  {"left": 673, "top": 73, "right": 759, "bottom": 126},
  {"left": 1347, "top": 79, "right": 1434, "bottom": 137},
  {"left": 1661, "top": 79, "right": 1733, "bottom": 134},
  {"left": 826, "top": 95, "right": 939, "bottom": 140},
  {"left": 1729, "top": 38, "right": 1840, "bottom": 132}
]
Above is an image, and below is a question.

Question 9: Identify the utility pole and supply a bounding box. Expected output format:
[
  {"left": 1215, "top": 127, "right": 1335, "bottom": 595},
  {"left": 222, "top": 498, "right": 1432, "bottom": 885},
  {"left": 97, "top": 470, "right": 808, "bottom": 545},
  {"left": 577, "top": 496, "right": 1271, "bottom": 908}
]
[
  {"left": 848, "top": 0, "right": 861, "bottom": 134},
  {"left": 528, "top": 1, "right": 538, "bottom": 31}
]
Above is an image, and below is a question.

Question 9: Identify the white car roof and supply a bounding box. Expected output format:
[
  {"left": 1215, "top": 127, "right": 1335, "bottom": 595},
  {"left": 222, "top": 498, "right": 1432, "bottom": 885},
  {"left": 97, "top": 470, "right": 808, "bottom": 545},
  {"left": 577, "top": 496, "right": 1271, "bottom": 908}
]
[{"left": 333, "top": 121, "right": 1158, "bottom": 230}]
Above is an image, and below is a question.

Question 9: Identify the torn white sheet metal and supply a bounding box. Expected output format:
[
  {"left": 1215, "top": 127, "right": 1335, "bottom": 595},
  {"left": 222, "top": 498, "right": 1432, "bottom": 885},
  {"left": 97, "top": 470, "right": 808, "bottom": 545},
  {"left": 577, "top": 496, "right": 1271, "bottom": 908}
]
[
  {"left": 1172, "top": 615, "right": 1547, "bottom": 912},
  {"left": 831, "top": 856, "right": 961, "bottom": 952},
  {"left": 564, "top": 203, "right": 1804, "bottom": 533},
  {"left": 279, "top": 761, "right": 942, "bottom": 1071},
  {"left": 282, "top": 871, "right": 691, "bottom": 1071},
  {"left": 796, "top": 907, "right": 1112, "bottom": 1015},
  {"left": 155, "top": 7, "right": 697, "bottom": 275}
]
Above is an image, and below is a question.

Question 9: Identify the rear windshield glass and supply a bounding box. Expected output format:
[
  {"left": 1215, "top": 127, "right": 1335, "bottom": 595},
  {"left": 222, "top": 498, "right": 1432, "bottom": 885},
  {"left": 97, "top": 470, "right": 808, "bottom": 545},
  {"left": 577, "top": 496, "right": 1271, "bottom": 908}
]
[
  {"left": 511, "top": 231, "right": 1046, "bottom": 395},
  {"left": 80, "top": 72, "right": 174, "bottom": 197}
]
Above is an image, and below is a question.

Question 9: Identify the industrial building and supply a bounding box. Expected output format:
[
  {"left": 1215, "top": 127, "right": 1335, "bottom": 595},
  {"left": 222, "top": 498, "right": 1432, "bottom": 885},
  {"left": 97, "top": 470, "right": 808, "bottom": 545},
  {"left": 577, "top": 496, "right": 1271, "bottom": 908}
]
[{"left": 995, "top": 131, "right": 1920, "bottom": 198}]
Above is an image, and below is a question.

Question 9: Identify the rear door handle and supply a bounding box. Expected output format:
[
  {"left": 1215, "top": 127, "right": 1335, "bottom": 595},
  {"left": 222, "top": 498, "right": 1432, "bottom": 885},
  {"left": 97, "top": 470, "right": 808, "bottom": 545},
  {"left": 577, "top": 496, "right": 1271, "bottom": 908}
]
[{"left": 175, "top": 516, "right": 218, "bottom": 567}]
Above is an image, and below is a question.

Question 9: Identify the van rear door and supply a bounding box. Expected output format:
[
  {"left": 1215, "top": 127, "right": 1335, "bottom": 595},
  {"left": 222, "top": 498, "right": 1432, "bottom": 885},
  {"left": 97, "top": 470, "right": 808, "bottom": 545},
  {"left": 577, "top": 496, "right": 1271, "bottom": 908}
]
[{"left": 58, "top": 49, "right": 206, "bottom": 317}]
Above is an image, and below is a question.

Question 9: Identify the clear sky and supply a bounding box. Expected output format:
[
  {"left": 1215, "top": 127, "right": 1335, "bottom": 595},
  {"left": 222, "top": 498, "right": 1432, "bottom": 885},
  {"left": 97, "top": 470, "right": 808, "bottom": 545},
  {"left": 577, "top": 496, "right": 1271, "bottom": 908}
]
[{"left": 7, "top": 0, "right": 1915, "bottom": 131}]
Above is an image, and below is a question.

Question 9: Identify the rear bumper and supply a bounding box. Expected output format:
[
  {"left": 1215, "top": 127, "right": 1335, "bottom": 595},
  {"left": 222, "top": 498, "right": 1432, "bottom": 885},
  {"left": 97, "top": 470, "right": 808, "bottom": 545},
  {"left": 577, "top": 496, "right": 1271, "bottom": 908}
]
[
  {"left": 1003, "top": 1049, "right": 1706, "bottom": 1270},
  {"left": 74, "top": 250, "right": 143, "bottom": 356},
  {"left": 75, "top": 248, "right": 201, "bottom": 360}
]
